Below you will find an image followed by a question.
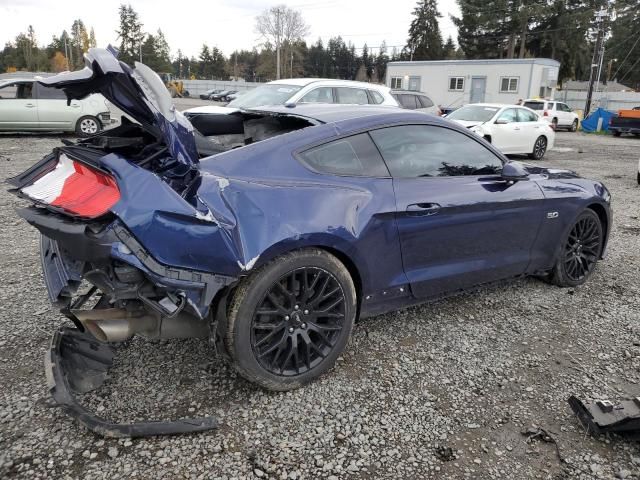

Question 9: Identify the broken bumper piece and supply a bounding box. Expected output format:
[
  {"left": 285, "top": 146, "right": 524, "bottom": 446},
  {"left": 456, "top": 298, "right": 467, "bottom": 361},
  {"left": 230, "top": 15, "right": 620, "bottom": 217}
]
[
  {"left": 568, "top": 395, "right": 640, "bottom": 439},
  {"left": 46, "top": 326, "right": 218, "bottom": 438}
]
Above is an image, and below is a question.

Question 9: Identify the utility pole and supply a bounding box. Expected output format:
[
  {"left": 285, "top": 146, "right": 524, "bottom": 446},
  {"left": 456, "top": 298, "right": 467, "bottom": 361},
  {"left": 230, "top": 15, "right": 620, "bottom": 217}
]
[
  {"left": 275, "top": 7, "right": 281, "bottom": 80},
  {"left": 584, "top": 8, "right": 609, "bottom": 118}
]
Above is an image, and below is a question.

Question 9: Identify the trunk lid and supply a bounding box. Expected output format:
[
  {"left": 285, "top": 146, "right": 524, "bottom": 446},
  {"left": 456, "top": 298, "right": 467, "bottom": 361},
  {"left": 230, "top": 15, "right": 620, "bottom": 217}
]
[{"left": 38, "top": 47, "right": 198, "bottom": 167}]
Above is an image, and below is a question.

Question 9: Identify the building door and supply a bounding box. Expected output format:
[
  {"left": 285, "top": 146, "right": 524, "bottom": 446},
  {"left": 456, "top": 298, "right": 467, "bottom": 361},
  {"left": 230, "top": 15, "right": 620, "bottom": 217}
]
[{"left": 470, "top": 77, "right": 486, "bottom": 103}]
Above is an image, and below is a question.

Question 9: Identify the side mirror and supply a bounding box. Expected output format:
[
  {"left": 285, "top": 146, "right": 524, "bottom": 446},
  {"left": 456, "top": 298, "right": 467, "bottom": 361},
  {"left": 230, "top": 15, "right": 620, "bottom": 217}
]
[
  {"left": 501, "top": 161, "right": 529, "bottom": 182},
  {"left": 494, "top": 118, "right": 509, "bottom": 125}
]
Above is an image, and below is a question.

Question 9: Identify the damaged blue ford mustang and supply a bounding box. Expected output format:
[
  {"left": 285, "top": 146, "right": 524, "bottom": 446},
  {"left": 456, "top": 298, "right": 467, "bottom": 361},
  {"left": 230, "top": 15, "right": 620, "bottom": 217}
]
[{"left": 8, "top": 49, "right": 611, "bottom": 435}]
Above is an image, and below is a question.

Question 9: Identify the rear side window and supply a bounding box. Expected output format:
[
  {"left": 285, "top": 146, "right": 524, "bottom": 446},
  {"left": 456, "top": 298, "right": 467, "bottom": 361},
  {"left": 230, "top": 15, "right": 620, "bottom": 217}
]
[
  {"left": 298, "top": 133, "right": 389, "bottom": 177},
  {"left": 336, "top": 87, "right": 369, "bottom": 105},
  {"left": 35, "top": 84, "right": 67, "bottom": 100},
  {"left": 398, "top": 94, "right": 418, "bottom": 109},
  {"left": 517, "top": 109, "right": 539, "bottom": 122},
  {"left": 368, "top": 90, "right": 384, "bottom": 104},
  {"left": 418, "top": 95, "right": 434, "bottom": 108},
  {"left": 370, "top": 125, "right": 503, "bottom": 178}
]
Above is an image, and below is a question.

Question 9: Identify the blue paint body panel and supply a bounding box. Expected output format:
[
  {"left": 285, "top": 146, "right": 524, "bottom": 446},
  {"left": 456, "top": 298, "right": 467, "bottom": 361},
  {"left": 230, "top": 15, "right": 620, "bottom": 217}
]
[{"left": 93, "top": 109, "right": 611, "bottom": 318}]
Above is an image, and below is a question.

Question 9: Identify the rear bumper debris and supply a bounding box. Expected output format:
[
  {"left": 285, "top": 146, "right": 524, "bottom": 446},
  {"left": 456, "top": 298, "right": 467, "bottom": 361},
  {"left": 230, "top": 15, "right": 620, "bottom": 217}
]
[
  {"left": 46, "top": 326, "right": 218, "bottom": 438},
  {"left": 568, "top": 395, "right": 640, "bottom": 439}
]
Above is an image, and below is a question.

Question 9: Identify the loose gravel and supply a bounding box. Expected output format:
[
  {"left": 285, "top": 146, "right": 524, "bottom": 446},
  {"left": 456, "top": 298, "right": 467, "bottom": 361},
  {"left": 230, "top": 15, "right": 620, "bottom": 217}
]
[{"left": 1, "top": 131, "right": 639, "bottom": 479}]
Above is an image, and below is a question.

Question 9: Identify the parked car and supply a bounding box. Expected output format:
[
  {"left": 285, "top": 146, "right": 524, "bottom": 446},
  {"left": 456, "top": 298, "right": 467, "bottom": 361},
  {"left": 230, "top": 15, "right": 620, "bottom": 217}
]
[
  {"left": 446, "top": 103, "right": 555, "bottom": 159},
  {"left": 9, "top": 51, "right": 611, "bottom": 433},
  {"left": 210, "top": 90, "right": 236, "bottom": 101},
  {"left": 220, "top": 91, "right": 239, "bottom": 102},
  {"left": 199, "top": 89, "right": 223, "bottom": 100},
  {"left": 609, "top": 106, "right": 640, "bottom": 137},
  {"left": 391, "top": 90, "right": 441, "bottom": 116},
  {"left": 225, "top": 90, "right": 248, "bottom": 102},
  {"left": 523, "top": 99, "right": 580, "bottom": 131},
  {"left": 0, "top": 77, "right": 112, "bottom": 136}
]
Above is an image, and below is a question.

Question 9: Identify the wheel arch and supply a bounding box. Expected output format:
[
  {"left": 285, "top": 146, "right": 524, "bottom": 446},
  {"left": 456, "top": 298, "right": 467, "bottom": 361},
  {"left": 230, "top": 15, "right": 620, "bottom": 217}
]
[{"left": 586, "top": 202, "right": 610, "bottom": 257}]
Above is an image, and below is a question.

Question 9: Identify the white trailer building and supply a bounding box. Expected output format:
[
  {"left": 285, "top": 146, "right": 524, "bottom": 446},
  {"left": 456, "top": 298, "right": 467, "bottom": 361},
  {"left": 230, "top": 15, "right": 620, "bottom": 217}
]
[{"left": 385, "top": 58, "right": 560, "bottom": 110}]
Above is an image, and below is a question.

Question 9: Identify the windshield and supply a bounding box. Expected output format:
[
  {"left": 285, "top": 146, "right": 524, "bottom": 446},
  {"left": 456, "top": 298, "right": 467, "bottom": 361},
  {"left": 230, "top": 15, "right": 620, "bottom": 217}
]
[
  {"left": 227, "top": 83, "right": 302, "bottom": 108},
  {"left": 447, "top": 105, "right": 500, "bottom": 122},
  {"left": 524, "top": 101, "right": 544, "bottom": 110}
]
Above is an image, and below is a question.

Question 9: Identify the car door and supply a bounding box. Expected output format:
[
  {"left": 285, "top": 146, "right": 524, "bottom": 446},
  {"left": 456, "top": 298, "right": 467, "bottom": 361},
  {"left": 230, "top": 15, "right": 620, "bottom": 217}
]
[
  {"left": 298, "top": 87, "right": 335, "bottom": 104},
  {"left": 34, "top": 83, "right": 80, "bottom": 129},
  {"left": 369, "top": 124, "right": 545, "bottom": 299},
  {"left": 0, "top": 81, "right": 38, "bottom": 130},
  {"left": 557, "top": 103, "right": 573, "bottom": 126},
  {"left": 490, "top": 108, "right": 524, "bottom": 153},
  {"left": 516, "top": 107, "right": 544, "bottom": 151}
]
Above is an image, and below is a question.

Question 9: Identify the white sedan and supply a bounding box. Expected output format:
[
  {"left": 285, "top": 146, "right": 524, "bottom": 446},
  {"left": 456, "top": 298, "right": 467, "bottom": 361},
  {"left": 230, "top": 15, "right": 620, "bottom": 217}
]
[{"left": 446, "top": 103, "right": 555, "bottom": 160}]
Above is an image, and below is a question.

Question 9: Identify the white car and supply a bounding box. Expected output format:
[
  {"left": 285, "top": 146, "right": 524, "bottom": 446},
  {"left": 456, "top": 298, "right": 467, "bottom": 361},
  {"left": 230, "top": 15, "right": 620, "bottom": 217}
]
[
  {"left": 391, "top": 90, "right": 441, "bottom": 116},
  {"left": 0, "top": 77, "right": 112, "bottom": 136},
  {"left": 187, "top": 78, "right": 398, "bottom": 117},
  {"left": 446, "top": 103, "right": 555, "bottom": 160},
  {"left": 523, "top": 99, "right": 580, "bottom": 132}
]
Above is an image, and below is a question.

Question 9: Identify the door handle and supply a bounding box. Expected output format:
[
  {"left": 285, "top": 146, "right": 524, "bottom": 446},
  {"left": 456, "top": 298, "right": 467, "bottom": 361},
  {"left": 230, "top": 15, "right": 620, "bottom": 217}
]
[
  {"left": 406, "top": 203, "right": 441, "bottom": 216},
  {"left": 514, "top": 126, "right": 521, "bottom": 130},
  {"left": 25, "top": 103, "right": 36, "bottom": 108},
  {"left": 70, "top": 103, "right": 81, "bottom": 108}
]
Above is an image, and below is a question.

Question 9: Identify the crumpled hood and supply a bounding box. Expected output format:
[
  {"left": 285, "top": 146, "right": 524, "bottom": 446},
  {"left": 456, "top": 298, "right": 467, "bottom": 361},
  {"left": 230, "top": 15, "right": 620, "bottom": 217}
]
[{"left": 38, "top": 47, "right": 198, "bottom": 167}]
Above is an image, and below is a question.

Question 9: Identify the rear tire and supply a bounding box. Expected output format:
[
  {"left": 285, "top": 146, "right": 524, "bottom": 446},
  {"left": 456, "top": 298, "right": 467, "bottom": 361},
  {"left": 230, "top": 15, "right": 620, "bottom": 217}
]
[
  {"left": 551, "top": 118, "right": 558, "bottom": 130},
  {"left": 528, "top": 136, "right": 547, "bottom": 160},
  {"left": 225, "top": 248, "right": 357, "bottom": 391},
  {"left": 613, "top": 131, "right": 622, "bottom": 137},
  {"left": 548, "top": 209, "right": 603, "bottom": 288},
  {"left": 75, "top": 115, "right": 101, "bottom": 137}
]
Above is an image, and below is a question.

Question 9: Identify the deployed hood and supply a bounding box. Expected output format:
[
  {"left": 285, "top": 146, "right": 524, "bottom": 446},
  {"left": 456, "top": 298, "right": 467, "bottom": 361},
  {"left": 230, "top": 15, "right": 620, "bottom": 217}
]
[{"left": 38, "top": 47, "right": 198, "bottom": 167}]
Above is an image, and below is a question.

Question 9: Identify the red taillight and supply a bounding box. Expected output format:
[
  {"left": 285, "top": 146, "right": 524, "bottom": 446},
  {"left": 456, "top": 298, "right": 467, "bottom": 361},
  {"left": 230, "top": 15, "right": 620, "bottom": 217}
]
[
  {"left": 21, "top": 154, "right": 120, "bottom": 218},
  {"left": 543, "top": 110, "right": 549, "bottom": 116}
]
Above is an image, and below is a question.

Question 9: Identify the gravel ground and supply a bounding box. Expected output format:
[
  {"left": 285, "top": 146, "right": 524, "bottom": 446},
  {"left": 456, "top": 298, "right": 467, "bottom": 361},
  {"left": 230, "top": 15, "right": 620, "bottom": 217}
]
[{"left": 0, "top": 131, "right": 639, "bottom": 480}]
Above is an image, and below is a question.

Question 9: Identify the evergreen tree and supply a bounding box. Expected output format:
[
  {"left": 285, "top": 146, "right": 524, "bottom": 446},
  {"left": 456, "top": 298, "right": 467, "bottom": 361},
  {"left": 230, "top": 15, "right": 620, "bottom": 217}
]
[
  {"left": 404, "top": 0, "right": 444, "bottom": 60},
  {"left": 89, "top": 28, "right": 97, "bottom": 48},
  {"left": 605, "top": 0, "right": 640, "bottom": 88},
  {"left": 443, "top": 36, "right": 457, "bottom": 59},
  {"left": 116, "top": 4, "right": 144, "bottom": 65}
]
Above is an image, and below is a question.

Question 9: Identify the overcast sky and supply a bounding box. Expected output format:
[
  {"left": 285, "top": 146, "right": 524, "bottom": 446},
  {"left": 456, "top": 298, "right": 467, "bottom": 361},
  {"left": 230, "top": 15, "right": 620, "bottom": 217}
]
[{"left": 1, "top": 0, "right": 461, "bottom": 58}]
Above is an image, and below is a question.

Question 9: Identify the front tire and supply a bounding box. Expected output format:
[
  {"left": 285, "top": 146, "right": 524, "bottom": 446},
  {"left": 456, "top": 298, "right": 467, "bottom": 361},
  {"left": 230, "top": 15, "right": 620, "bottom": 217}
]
[
  {"left": 570, "top": 119, "right": 578, "bottom": 132},
  {"left": 75, "top": 115, "right": 101, "bottom": 137},
  {"left": 528, "top": 136, "right": 548, "bottom": 160},
  {"left": 225, "top": 249, "right": 357, "bottom": 391},
  {"left": 549, "top": 209, "right": 603, "bottom": 287}
]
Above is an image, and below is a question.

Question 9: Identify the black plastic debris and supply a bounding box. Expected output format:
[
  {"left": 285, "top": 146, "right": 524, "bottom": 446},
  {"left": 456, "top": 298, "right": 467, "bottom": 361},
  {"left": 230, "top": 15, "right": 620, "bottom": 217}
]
[
  {"left": 45, "top": 326, "right": 218, "bottom": 438},
  {"left": 568, "top": 395, "right": 640, "bottom": 439}
]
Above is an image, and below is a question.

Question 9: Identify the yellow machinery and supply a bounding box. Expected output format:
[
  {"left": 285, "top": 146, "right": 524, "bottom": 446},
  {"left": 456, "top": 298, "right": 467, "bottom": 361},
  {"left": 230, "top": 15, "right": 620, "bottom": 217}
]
[{"left": 159, "top": 73, "right": 189, "bottom": 98}]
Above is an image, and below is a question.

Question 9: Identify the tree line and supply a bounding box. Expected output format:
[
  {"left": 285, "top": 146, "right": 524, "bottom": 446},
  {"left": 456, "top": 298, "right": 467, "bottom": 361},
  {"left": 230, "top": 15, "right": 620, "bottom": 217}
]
[{"left": 0, "top": 1, "right": 638, "bottom": 89}]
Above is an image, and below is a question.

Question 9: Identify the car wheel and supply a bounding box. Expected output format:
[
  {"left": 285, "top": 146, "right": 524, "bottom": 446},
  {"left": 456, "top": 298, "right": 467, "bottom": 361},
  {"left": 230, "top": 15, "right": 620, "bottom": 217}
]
[
  {"left": 637, "top": 171, "right": 640, "bottom": 185},
  {"left": 570, "top": 119, "right": 579, "bottom": 132},
  {"left": 225, "top": 248, "right": 357, "bottom": 391},
  {"left": 549, "top": 209, "right": 603, "bottom": 287},
  {"left": 528, "top": 136, "right": 547, "bottom": 160},
  {"left": 613, "top": 131, "right": 622, "bottom": 137},
  {"left": 75, "top": 116, "right": 101, "bottom": 137},
  {"left": 551, "top": 118, "right": 558, "bottom": 130}
]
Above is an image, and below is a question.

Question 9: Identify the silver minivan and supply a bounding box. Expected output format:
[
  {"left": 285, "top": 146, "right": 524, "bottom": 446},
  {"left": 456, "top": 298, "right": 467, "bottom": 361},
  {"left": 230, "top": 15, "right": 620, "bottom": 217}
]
[{"left": 0, "top": 78, "right": 112, "bottom": 136}]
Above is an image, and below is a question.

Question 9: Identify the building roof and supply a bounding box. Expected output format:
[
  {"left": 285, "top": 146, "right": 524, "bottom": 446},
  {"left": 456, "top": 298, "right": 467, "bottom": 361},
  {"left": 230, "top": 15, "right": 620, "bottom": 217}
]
[
  {"left": 562, "top": 80, "right": 634, "bottom": 92},
  {"left": 388, "top": 58, "right": 560, "bottom": 68}
]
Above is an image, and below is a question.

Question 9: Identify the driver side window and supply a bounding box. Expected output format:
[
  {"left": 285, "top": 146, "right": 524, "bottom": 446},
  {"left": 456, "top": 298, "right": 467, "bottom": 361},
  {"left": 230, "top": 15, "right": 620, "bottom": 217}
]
[
  {"left": 370, "top": 125, "right": 503, "bottom": 178},
  {"left": 497, "top": 108, "right": 518, "bottom": 123},
  {"left": 300, "top": 87, "right": 334, "bottom": 104}
]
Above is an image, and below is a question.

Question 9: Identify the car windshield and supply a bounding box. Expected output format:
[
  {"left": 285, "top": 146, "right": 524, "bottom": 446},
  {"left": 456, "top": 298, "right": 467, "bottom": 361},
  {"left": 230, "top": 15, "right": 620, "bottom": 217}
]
[
  {"left": 227, "top": 83, "right": 302, "bottom": 108},
  {"left": 524, "top": 101, "right": 544, "bottom": 110},
  {"left": 447, "top": 105, "right": 500, "bottom": 122}
]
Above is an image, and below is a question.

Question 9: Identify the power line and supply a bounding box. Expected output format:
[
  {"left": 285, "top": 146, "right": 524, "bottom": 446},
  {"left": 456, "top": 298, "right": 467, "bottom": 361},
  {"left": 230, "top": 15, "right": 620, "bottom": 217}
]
[{"left": 609, "top": 34, "right": 640, "bottom": 81}]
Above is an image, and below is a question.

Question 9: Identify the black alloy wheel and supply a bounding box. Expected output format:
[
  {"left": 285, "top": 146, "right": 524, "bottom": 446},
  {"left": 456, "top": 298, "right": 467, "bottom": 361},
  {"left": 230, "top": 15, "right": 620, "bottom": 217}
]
[
  {"left": 548, "top": 209, "right": 603, "bottom": 287},
  {"left": 251, "top": 267, "right": 346, "bottom": 376},
  {"left": 225, "top": 248, "right": 356, "bottom": 391},
  {"left": 563, "top": 214, "right": 602, "bottom": 282}
]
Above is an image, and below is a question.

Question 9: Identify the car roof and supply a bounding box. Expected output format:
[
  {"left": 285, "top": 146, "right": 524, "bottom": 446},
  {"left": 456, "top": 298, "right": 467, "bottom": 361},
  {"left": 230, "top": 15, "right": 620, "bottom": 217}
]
[
  {"left": 0, "top": 78, "right": 34, "bottom": 86},
  {"left": 391, "top": 90, "right": 429, "bottom": 95},
  {"left": 269, "top": 78, "right": 389, "bottom": 89}
]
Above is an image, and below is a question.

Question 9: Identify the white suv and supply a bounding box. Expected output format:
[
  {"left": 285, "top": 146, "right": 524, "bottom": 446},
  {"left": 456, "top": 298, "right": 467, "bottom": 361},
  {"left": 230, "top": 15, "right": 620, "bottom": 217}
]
[
  {"left": 0, "top": 78, "right": 112, "bottom": 136},
  {"left": 523, "top": 99, "right": 580, "bottom": 132}
]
